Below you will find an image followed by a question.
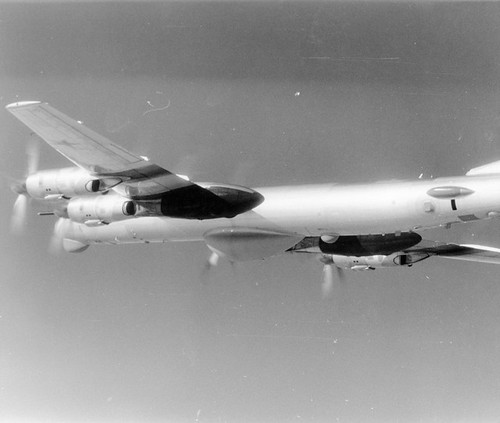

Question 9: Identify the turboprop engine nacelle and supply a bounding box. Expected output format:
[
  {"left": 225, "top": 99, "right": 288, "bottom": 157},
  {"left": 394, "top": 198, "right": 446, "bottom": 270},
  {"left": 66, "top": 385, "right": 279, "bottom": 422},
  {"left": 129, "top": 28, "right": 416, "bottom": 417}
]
[
  {"left": 26, "top": 167, "right": 121, "bottom": 199},
  {"left": 67, "top": 194, "right": 136, "bottom": 224},
  {"left": 331, "top": 252, "right": 429, "bottom": 270}
]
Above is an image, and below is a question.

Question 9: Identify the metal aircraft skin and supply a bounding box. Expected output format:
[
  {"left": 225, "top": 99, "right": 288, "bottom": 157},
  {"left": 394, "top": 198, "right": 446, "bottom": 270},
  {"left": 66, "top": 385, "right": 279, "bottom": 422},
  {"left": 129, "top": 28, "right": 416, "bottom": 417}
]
[{"left": 7, "top": 101, "right": 500, "bottom": 283}]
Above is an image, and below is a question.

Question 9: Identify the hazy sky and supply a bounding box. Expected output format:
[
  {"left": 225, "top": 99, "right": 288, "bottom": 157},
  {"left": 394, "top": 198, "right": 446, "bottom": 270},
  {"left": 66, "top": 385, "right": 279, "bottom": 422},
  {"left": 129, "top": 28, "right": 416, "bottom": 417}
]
[{"left": 2, "top": 2, "right": 500, "bottom": 422}]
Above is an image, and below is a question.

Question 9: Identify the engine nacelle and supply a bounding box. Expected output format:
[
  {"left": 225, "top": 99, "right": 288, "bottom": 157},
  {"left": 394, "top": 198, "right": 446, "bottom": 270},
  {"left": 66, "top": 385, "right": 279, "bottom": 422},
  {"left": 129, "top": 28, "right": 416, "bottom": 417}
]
[
  {"left": 331, "top": 252, "right": 429, "bottom": 270},
  {"left": 26, "top": 167, "right": 121, "bottom": 199},
  {"left": 67, "top": 194, "right": 136, "bottom": 224}
]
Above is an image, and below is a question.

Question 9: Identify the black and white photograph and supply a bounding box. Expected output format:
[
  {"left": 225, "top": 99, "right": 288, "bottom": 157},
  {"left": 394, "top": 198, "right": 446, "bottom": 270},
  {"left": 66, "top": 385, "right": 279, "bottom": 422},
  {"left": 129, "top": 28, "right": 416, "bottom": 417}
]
[{"left": 2, "top": 1, "right": 500, "bottom": 422}]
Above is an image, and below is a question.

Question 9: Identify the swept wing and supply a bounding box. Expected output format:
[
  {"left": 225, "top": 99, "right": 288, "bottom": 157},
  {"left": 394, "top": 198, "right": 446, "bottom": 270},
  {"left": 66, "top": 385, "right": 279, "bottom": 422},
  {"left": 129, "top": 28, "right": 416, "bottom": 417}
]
[{"left": 6, "top": 101, "right": 199, "bottom": 198}]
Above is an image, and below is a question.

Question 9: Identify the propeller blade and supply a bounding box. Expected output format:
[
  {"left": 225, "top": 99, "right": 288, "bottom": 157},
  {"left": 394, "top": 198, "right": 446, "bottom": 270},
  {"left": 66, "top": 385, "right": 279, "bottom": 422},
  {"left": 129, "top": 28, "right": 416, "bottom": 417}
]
[
  {"left": 11, "top": 194, "right": 28, "bottom": 234},
  {"left": 9, "top": 136, "right": 40, "bottom": 234},
  {"left": 26, "top": 137, "right": 40, "bottom": 175},
  {"left": 320, "top": 255, "right": 347, "bottom": 299},
  {"left": 201, "top": 251, "right": 220, "bottom": 282},
  {"left": 49, "top": 217, "right": 70, "bottom": 255},
  {"left": 322, "top": 263, "right": 335, "bottom": 299},
  {"left": 208, "top": 251, "right": 219, "bottom": 267}
]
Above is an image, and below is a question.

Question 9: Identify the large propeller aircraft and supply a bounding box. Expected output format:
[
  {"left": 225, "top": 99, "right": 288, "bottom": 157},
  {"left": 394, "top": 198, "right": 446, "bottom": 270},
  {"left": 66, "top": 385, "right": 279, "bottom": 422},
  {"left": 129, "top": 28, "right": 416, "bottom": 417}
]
[{"left": 7, "top": 101, "right": 500, "bottom": 291}]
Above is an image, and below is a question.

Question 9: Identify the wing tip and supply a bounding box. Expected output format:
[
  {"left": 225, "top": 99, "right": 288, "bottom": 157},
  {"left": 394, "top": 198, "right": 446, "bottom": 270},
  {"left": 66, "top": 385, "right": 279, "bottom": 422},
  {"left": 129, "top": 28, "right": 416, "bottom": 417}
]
[{"left": 5, "top": 100, "right": 42, "bottom": 111}]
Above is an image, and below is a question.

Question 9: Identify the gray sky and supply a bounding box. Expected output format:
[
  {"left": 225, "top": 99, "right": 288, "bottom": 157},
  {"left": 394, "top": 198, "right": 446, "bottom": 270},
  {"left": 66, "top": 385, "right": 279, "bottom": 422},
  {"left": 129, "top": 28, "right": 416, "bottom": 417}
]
[{"left": 2, "top": 2, "right": 500, "bottom": 422}]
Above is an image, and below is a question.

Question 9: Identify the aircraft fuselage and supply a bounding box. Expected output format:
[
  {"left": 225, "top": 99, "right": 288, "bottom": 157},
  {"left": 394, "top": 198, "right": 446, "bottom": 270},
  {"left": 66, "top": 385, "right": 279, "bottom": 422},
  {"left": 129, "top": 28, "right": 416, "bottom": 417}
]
[{"left": 62, "top": 174, "right": 500, "bottom": 248}]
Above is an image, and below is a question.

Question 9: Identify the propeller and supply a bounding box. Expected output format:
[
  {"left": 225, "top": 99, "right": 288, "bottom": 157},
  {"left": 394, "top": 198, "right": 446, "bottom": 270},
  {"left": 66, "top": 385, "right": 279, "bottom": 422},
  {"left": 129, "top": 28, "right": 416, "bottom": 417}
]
[
  {"left": 320, "top": 255, "right": 345, "bottom": 299},
  {"left": 49, "top": 217, "right": 70, "bottom": 255},
  {"left": 200, "top": 250, "right": 238, "bottom": 284},
  {"left": 200, "top": 251, "right": 221, "bottom": 283},
  {"left": 26, "top": 136, "right": 40, "bottom": 175},
  {"left": 10, "top": 136, "right": 40, "bottom": 234},
  {"left": 322, "top": 261, "right": 335, "bottom": 299},
  {"left": 11, "top": 193, "right": 29, "bottom": 234}
]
